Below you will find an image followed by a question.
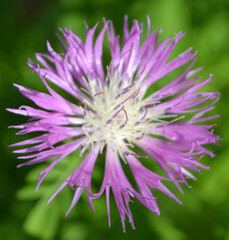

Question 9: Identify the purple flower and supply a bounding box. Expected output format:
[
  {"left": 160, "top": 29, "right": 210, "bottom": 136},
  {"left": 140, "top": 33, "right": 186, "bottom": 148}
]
[{"left": 8, "top": 16, "right": 220, "bottom": 231}]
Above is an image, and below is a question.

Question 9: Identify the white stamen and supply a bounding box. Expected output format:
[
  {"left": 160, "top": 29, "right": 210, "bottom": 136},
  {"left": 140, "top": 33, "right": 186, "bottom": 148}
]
[{"left": 81, "top": 73, "right": 165, "bottom": 157}]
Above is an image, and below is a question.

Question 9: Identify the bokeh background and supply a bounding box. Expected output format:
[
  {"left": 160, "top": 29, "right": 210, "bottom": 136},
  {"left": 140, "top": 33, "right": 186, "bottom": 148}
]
[{"left": 1, "top": 0, "right": 229, "bottom": 239}]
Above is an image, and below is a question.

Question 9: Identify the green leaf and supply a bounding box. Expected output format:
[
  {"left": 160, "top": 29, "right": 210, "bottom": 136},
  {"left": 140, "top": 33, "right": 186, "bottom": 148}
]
[
  {"left": 61, "top": 223, "right": 89, "bottom": 240},
  {"left": 23, "top": 199, "right": 60, "bottom": 240},
  {"left": 17, "top": 185, "right": 39, "bottom": 201}
]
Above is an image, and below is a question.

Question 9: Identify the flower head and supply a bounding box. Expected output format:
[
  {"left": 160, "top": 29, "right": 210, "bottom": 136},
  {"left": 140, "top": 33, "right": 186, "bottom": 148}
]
[{"left": 8, "top": 16, "right": 220, "bottom": 231}]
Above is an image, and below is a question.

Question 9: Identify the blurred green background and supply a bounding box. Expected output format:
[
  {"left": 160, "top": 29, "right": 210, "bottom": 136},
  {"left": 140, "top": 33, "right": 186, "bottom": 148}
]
[{"left": 1, "top": 0, "right": 229, "bottom": 239}]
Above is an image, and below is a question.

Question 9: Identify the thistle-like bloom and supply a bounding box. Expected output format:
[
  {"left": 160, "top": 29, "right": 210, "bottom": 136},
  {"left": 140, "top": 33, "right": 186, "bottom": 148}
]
[{"left": 8, "top": 16, "right": 220, "bottom": 231}]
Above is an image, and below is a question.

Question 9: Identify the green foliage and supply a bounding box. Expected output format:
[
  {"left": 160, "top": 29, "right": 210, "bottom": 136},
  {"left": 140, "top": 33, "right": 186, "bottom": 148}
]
[
  {"left": 1, "top": 0, "right": 229, "bottom": 239},
  {"left": 15, "top": 154, "right": 100, "bottom": 240}
]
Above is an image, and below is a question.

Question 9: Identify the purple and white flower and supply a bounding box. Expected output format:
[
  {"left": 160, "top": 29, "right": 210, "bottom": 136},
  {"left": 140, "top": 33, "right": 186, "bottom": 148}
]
[{"left": 8, "top": 16, "right": 220, "bottom": 231}]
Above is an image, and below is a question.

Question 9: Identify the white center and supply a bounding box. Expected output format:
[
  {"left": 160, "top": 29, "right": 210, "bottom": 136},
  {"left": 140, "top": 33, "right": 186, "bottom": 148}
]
[{"left": 80, "top": 73, "right": 164, "bottom": 159}]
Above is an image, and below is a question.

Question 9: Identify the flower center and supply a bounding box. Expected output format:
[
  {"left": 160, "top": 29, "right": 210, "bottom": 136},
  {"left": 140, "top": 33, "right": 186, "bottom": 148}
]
[{"left": 80, "top": 73, "right": 164, "bottom": 158}]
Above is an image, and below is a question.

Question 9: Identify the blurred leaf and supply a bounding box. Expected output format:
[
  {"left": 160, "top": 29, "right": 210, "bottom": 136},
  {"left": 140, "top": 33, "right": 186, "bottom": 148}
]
[
  {"left": 61, "top": 223, "right": 88, "bottom": 240},
  {"left": 23, "top": 199, "right": 60, "bottom": 240},
  {"left": 57, "top": 14, "right": 85, "bottom": 34},
  {"left": 19, "top": 153, "right": 83, "bottom": 239},
  {"left": 17, "top": 185, "right": 40, "bottom": 201},
  {"left": 150, "top": 215, "right": 187, "bottom": 240},
  {"left": 198, "top": 148, "right": 229, "bottom": 205}
]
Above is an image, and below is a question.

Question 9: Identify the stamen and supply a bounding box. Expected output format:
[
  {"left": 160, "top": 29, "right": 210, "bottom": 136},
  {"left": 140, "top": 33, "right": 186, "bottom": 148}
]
[
  {"left": 135, "top": 121, "right": 140, "bottom": 126},
  {"left": 120, "top": 82, "right": 136, "bottom": 95},
  {"left": 144, "top": 103, "right": 155, "bottom": 108},
  {"left": 106, "top": 119, "right": 112, "bottom": 124},
  {"left": 114, "top": 104, "right": 121, "bottom": 110},
  {"left": 114, "top": 89, "right": 140, "bottom": 110},
  {"left": 92, "top": 92, "right": 104, "bottom": 102},
  {"left": 136, "top": 132, "right": 144, "bottom": 140},
  {"left": 83, "top": 103, "right": 87, "bottom": 116},
  {"left": 158, "top": 92, "right": 174, "bottom": 99},
  {"left": 128, "top": 82, "right": 136, "bottom": 89},
  {"left": 93, "top": 92, "right": 104, "bottom": 98},
  {"left": 123, "top": 151, "right": 148, "bottom": 159},
  {"left": 120, "top": 108, "right": 128, "bottom": 128},
  {"left": 123, "top": 151, "right": 129, "bottom": 156},
  {"left": 166, "top": 115, "right": 185, "bottom": 125},
  {"left": 79, "top": 143, "right": 85, "bottom": 157},
  {"left": 129, "top": 153, "right": 148, "bottom": 158},
  {"left": 115, "top": 94, "right": 121, "bottom": 100},
  {"left": 80, "top": 86, "right": 90, "bottom": 95},
  {"left": 132, "top": 89, "right": 140, "bottom": 99},
  {"left": 112, "top": 106, "right": 124, "bottom": 119},
  {"left": 140, "top": 108, "right": 148, "bottom": 121},
  {"left": 140, "top": 103, "right": 155, "bottom": 113},
  {"left": 115, "top": 82, "right": 136, "bottom": 100},
  {"left": 120, "top": 88, "right": 130, "bottom": 95},
  {"left": 105, "top": 61, "right": 113, "bottom": 82},
  {"left": 99, "top": 140, "right": 106, "bottom": 154}
]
